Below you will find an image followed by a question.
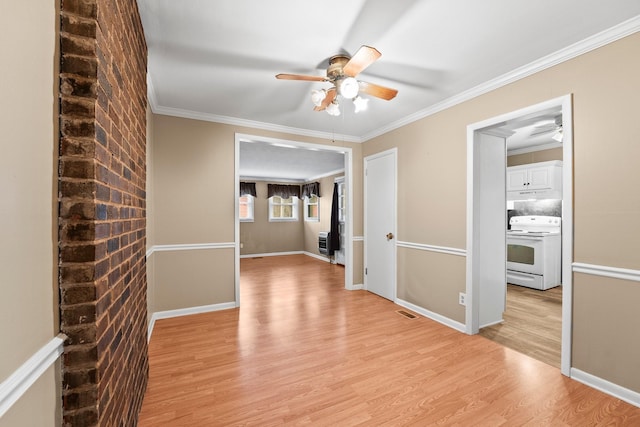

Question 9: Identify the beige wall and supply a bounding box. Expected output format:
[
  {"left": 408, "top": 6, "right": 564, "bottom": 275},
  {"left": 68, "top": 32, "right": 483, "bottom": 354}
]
[
  {"left": 507, "top": 147, "right": 563, "bottom": 166},
  {"left": 0, "top": 0, "right": 60, "bottom": 424},
  {"left": 154, "top": 249, "right": 235, "bottom": 310},
  {"left": 364, "top": 32, "right": 640, "bottom": 392},
  {"left": 240, "top": 181, "right": 305, "bottom": 255},
  {"left": 572, "top": 273, "right": 640, "bottom": 391},
  {"left": 302, "top": 173, "right": 344, "bottom": 256},
  {"left": 147, "top": 31, "right": 639, "bottom": 396},
  {"left": 148, "top": 115, "right": 363, "bottom": 312}
]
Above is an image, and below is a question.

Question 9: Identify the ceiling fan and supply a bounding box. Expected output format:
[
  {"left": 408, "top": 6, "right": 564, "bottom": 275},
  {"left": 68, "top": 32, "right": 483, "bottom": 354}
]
[
  {"left": 275, "top": 45, "right": 398, "bottom": 116},
  {"left": 530, "top": 116, "right": 563, "bottom": 142}
]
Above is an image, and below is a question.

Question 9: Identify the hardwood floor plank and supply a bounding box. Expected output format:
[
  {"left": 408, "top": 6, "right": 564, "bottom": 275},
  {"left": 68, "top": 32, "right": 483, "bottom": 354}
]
[
  {"left": 138, "top": 255, "right": 640, "bottom": 425},
  {"left": 479, "top": 283, "right": 562, "bottom": 368}
]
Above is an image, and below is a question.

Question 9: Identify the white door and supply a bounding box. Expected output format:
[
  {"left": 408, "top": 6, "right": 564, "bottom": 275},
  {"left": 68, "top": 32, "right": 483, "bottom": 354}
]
[
  {"left": 334, "top": 177, "right": 346, "bottom": 265},
  {"left": 364, "top": 149, "right": 396, "bottom": 301}
]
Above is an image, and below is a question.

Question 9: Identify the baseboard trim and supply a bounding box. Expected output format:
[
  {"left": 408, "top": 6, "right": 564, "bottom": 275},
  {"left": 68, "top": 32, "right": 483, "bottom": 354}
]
[
  {"left": 572, "top": 262, "right": 640, "bottom": 282},
  {"left": 0, "top": 334, "right": 66, "bottom": 418},
  {"left": 240, "top": 251, "right": 304, "bottom": 259},
  {"left": 148, "top": 302, "right": 236, "bottom": 341},
  {"left": 571, "top": 368, "right": 640, "bottom": 409},
  {"left": 396, "top": 241, "right": 466, "bottom": 257},
  {"left": 350, "top": 283, "right": 364, "bottom": 291},
  {"left": 395, "top": 298, "right": 466, "bottom": 333},
  {"left": 303, "top": 251, "right": 330, "bottom": 263}
]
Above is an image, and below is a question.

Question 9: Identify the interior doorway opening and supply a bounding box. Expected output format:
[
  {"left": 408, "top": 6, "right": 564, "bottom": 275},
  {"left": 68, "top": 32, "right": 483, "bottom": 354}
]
[
  {"left": 234, "top": 133, "right": 354, "bottom": 308},
  {"left": 466, "top": 95, "right": 574, "bottom": 376}
]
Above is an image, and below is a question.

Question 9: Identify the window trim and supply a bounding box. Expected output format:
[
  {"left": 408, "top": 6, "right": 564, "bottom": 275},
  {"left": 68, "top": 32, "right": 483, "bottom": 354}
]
[
  {"left": 268, "top": 195, "right": 299, "bottom": 222},
  {"left": 239, "top": 194, "right": 254, "bottom": 222},
  {"left": 304, "top": 195, "right": 320, "bottom": 222}
]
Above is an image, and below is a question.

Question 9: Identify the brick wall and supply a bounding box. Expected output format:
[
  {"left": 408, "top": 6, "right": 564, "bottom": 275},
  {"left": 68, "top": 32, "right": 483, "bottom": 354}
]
[{"left": 59, "top": 0, "right": 148, "bottom": 425}]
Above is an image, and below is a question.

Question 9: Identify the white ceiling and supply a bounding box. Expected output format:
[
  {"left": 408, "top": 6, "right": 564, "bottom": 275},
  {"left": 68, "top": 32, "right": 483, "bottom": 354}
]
[{"left": 137, "top": 1, "right": 640, "bottom": 179}]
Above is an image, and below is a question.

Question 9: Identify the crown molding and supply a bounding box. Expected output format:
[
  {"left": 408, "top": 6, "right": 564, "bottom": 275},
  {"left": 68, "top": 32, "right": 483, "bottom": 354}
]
[
  {"left": 148, "top": 100, "right": 363, "bottom": 144},
  {"left": 361, "top": 15, "right": 640, "bottom": 142},
  {"left": 147, "top": 15, "right": 640, "bottom": 144}
]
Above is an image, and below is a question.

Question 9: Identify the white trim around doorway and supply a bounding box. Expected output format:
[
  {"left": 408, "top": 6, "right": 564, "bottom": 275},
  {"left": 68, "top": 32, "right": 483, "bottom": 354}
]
[
  {"left": 465, "top": 94, "right": 574, "bottom": 377},
  {"left": 234, "top": 133, "right": 354, "bottom": 306}
]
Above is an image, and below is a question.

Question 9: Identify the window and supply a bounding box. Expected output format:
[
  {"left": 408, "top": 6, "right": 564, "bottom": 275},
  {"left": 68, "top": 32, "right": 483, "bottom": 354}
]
[
  {"left": 304, "top": 195, "right": 319, "bottom": 222},
  {"left": 239, "top": 195, "right": 254, "bottom": 222},
  {"left": 269, "top": 196, "right": 298, "bottom": 221}
]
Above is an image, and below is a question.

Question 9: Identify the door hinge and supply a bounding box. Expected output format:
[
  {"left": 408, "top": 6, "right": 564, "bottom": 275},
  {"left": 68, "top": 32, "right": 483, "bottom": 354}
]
[{"left": 365, "top": 268, "right": 368, "bottom": 275}]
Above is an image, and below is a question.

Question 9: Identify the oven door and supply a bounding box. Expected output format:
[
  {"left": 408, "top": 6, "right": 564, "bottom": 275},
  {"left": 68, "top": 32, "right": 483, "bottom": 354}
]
[{"left": 506, "top": 235, "right": 544, "bottom": 275}]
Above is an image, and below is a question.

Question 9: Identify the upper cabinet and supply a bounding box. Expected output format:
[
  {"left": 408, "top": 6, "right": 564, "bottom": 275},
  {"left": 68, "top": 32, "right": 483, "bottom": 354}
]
[{"left": 507, "top": 160, "right": 562, "bottom": 200}]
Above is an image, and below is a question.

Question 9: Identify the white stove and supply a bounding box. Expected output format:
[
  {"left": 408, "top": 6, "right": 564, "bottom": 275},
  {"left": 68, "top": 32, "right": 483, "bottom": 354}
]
[{"left": 506, "top": 215, "right": 561, "bottom": 290}]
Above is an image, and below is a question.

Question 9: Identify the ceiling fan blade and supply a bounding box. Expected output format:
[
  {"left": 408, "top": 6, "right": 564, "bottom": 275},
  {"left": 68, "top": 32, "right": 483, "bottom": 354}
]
[
  {"left": 314, "top": 88, "right": 337, "bottom": 111},
  {"left": 276, "top": 73, "right": 327, "bottom": 82},
  {"left": 358, "top": 81, "right": 398, "bottom": 100},
  {"left": 343, "top": 45, "right": 381, "bottom": 77}
]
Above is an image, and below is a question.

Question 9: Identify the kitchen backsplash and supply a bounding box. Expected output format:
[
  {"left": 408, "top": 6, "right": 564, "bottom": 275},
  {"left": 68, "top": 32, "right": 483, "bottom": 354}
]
[{"left": 511, "top": 199, "right": 562, "bottom": 217}]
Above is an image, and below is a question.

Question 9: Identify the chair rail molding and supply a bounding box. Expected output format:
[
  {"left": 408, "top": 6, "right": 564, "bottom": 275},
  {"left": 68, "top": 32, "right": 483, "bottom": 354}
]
[{"left": 0, "top": 334, "right": 66, "bottom": 418}]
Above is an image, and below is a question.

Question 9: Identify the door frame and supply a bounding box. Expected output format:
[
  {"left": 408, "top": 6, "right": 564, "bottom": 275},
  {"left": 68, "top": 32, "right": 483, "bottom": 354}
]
[
  {"left": 465, "top": 94, "right": 574, "bottom": 376},
  {"left": 363, "top": 148, "right": 398, "bottom": 301},
  {"left": 234, "top": 133, "right": 354, "bottom": 306}
]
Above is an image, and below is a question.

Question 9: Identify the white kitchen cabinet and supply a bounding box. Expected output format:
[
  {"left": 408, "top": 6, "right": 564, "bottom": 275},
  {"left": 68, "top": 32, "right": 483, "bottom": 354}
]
[{"left": 507, "top": 160, "right": 562, "bottom": 200}]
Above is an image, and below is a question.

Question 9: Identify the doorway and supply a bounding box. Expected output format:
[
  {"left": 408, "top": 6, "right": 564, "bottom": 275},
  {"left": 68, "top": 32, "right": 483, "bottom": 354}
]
[
  {"left": 234, "top": 133, "right": 355, "bottom": 307},
  {"left": 364, "top": 148, "right": 397, "bottom": 301},
  {"left": 466, "top": 95, "right": 574, "bottom": 376},
  {"left": 334, "top": 176, "right": 346, "bottom": 266}
]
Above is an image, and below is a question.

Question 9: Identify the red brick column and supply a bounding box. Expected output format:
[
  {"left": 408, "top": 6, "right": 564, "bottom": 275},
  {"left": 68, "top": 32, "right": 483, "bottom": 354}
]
[{"left": 58, "top": 0, "right": 149, "bottom": 425}]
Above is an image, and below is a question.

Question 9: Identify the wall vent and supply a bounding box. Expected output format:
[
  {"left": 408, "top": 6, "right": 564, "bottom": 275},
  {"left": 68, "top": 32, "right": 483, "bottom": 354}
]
[{"left": 396, "top": 310, "right": 418, "bottom": 319}]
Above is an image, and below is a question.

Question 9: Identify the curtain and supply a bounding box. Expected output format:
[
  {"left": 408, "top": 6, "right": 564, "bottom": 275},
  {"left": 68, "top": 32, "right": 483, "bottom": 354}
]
[
  {"left": 267, "top": 184, "right": 300, "bottom": 199},
  {"left": 301, "top": 182, "right": 320, "bottom": 198},
  {"left": 329, "top": 182, "right": 340, "bottom": 255},
  {"left": 239, "top": 182, "right": 257, "bottom": 197}
]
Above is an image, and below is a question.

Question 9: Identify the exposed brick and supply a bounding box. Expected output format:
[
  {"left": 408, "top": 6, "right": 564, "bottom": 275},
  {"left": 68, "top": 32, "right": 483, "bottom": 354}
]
[
  {"left": 61, "top": 33, "right": 96, "bottom": 57},
  {"left": 61, "top": 97, "right": 95, "bottom": 118},
  {"left": 60, "top": 200, "right": 96, "bottom": 221},
  {"left": 63, "top": 0, "right": 98, "bottom": 19},
  {"left": 62, "top": 386, "right": 98, "bottom": 410},
  {"left": 61, "top": 54, "right": 98, "bottom": 78},
  {"left": 64, "top": 324, "right": 97, "bottom": 346},
  {"left": 60, "top": 158, "right": 96, "bottom": 179},
  {"left": 61, "top": 284, "right": 97, "bottom": 304},
  {"left": 63, "top": 408, "right": 98, "bottom": 427},
  {"left": 59, "top": 0, "right": 148, "bottom": 424},
  {"left": 61, "top": 117, "right": 96, "bottom": 139},
  {"left": 60, "top": 76, "right": 97, "bottom": 98},
  {"left": 61, "top": 13, "right": 97, "bottom": 38},
  {"left": 64, "top": 368, "right": 97, "bottom": 389},
  {"left": 63, "top": 344, "right": 98, "bottom": 368},
  {"left": 61, "top": 303, "right": 96, "bottom": 326},
  {"left": 60, "top": 266, "right": 96, "bottom": 285},
  {"left": 60, "top": 243, "right": 104, "bottom": 263},
  {"left": 62, "top": 222, "right": 95, "bottom": 241}
]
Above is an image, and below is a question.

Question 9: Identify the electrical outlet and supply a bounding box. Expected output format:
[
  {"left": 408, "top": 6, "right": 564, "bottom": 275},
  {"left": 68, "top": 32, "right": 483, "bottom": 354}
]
[
  {"left": 459, "top": 292, "right": 466, "bottom": 306},
  {"left": 240, "top": 243, "right": 244, "bottom": 249}
]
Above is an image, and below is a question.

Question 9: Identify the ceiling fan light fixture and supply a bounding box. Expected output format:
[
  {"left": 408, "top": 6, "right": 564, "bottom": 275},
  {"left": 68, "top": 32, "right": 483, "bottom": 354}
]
[
  {"left": 338, "top": 77, "right": 359, "bottom": 99},
  {"left": 326, "top": 101, "right": 340, "bottom": 116},
  {"left": 310, "top": 89, "right": 327, "bottom": 107},
  {"left": 353, "top": 95, "right": 369, "bottom": 113}
]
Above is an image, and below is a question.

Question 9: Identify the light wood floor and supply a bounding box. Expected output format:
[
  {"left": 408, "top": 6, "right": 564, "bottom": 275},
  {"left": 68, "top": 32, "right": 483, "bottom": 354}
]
[
  {"left": 138, "top": 255, "right": 640, "bottom": 426},
  {"left": 479, "top": 284, "right": 562, "bottom": 368}
]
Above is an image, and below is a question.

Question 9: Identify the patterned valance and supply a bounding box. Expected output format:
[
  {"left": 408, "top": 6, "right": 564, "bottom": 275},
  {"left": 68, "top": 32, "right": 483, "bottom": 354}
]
[
  {"left": 301, "top": 182, "right": 320, "bottom": 198},
  {"left": 239, "top": 182, "right": 257, "bottom": 197},
  {"left": 267, "top": 184, "right": 300, "bottom": 199}
]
